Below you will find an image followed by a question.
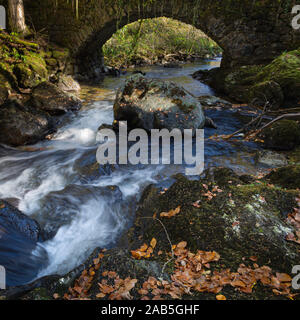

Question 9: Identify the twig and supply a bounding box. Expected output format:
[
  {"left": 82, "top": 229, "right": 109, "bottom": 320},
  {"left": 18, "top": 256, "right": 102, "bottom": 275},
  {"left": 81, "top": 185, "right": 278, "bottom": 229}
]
[
  {"left": 248, "top": 112, "right": 300, "bottom": 139},
  {"left": 140, "top": 216, "right": 174, "bottom": 278}
]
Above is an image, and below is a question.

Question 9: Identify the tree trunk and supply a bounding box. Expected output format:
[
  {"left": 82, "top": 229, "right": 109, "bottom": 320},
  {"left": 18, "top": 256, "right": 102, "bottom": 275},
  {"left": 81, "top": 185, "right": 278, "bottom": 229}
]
[{"left": 8, "top": 0, "right": 28, "bottom": 35}]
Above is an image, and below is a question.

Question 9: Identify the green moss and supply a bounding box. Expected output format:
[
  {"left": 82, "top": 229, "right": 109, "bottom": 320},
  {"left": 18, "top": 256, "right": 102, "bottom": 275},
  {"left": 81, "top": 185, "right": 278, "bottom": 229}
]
[
  {"left": 287, "top": 147, "right": 300, "bottom": 164},
  {"left": 255, "top": 49, "right": 300, "bottom": 101},
  {"left": 261, "top": 120, "right": 300, "bottom": 151},
  {"left": 265, "top": 165, "right": 300, "bottom": 190},
  {"left": 22, "top": 288, "right": 52, "bottom": 300},
  {"left": 128, "top": 171, "right": 299, "bottom": 275},
  {"left": 45, "top": 58, "right": 58, "bottom": 67},
  {"left": 52, "top": 49, "right": 69, "bottom": 60}
]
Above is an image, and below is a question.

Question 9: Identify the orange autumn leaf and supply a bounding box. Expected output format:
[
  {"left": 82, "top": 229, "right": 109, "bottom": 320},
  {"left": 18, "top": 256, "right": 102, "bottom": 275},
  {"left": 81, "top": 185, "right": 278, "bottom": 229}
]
[
  {"left": 216, "top": 294, "right": 226, "bottom": 300},
  {"left": 131, "top": 250, "right": 145, "bottom": 260},
  {"left": 176, "top": 241, "right": 187, "bottom": 249},
  {"left": 150, "top": 238, "right": 157, "bottom": 249},
  {"left": 160, "top": 206, "right": 181, "bottom": 218},
  {"left": 139, "top": 243, "right": 149, "bottom": 252},
  {"left": 276, "top": 273, "right": 292, "bottom": 283}
]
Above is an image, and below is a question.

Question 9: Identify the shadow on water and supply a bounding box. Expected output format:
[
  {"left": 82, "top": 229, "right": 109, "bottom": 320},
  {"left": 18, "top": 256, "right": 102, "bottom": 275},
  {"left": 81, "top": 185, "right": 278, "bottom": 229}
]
[{"left": 0, "top": 58, "right": 266, "bottom": 287}]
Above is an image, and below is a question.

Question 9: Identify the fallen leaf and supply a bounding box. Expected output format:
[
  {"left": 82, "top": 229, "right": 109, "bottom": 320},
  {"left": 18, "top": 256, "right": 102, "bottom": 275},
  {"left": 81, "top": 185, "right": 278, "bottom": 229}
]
[
  {"left": 150, "top": 238, "right": 157, "bottom": 249},
  {"left": 160, "top": 206, "right": 181, "bottom": 218}
]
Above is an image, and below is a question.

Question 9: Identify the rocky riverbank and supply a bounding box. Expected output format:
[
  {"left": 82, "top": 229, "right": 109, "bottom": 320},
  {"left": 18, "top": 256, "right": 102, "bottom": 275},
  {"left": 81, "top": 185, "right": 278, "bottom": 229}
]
[{"left": 0, "top": 30, "right": 81, "bottom": 146}]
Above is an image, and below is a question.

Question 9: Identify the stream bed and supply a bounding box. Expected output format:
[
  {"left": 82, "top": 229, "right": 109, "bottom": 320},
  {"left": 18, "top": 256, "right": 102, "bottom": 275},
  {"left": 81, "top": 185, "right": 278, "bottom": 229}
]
[{"left": 0, "top": 59, "right": 267, "bottom": 287}]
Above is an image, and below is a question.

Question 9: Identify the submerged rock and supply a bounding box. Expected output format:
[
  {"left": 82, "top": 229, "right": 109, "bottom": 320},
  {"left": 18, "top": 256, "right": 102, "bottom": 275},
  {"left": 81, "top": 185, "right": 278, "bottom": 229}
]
[
  {"left": 114, "top": 74, "right": 205, "bottom": 133},
  {"left": 0, "top": 99, "right": 54, "bottom": 146},
  {"left": 31, "top": 82, "right": 81, "bottom": 115}
]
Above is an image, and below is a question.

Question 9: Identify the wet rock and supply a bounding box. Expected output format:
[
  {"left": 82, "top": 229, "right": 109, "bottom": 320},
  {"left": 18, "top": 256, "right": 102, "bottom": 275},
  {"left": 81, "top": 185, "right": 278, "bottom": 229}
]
[
  {"left": 0, "top": 200, "right": 48, "bottom": 287},
  {"left": 129, "top": 168, "right": 299, "bottom": 272},
  {"left": 31, "top": 82, "right": 81, "bottom": 115},
  {"left": 98, "top": 123, "right": 114, "bottom": 131},
  {"left": 57, "top": 75, "right": 80, "bottom": 92},
  {"left": 0, "top": 99, "right": 54, "bottom": 146},
  {"left": 204, "top": 116, "right": 217, "bottom": 129},
  {"left": 132, "top": 70, "right": 146, "bottom": 76},
  {"left": 255, "top": 150, "right": 288, "bottom": 167},
  {"left": 261, "top": 120, "right": 300, "bottom": 151},
  {"left": 0, "top": 200, "right": 41, "bottom": 242},
  {"left": 163, "top": 62, "right": 182, "bottom": 68},
  {"left": 198, "top": 95, "right": 232, "bottom": 108},
  {"left": 265, "top": 165, "right": 300, "bottom": 190},
  {"left": 102, "top": 66, "right": 121, "bottom": 77},
  {"left": 74, "top": 149, "right": 116, "bottom": 183},
  {"left": 114, "top": 74, "right": 205, "bottom": 133}
]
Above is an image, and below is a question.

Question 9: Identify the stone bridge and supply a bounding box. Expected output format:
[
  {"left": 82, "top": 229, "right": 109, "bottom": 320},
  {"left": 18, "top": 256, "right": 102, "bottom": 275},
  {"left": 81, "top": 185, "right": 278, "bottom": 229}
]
[{"left": 4, "top": 0, "right": 300, "bottom": 77}]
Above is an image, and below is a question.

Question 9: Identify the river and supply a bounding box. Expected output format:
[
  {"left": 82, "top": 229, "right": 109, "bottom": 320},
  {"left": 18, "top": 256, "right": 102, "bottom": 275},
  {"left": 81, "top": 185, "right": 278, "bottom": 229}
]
[{"left": 0, "top": 59, "right": 264, "bottom": 287}]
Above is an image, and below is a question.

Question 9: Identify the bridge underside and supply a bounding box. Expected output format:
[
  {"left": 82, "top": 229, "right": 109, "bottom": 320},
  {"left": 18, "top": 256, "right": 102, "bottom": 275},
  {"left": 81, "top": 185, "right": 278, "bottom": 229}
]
[{"left": 17, "top": 0, "right": 300, "bottom": 78}]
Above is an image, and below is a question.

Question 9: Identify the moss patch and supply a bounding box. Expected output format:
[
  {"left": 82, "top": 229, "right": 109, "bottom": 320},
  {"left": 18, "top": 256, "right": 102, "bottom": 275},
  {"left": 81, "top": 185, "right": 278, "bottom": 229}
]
[
  {"left": 261, "top": 120, "right": 300, "bottom": 151},
  {"left": 265, "top": 165, "right": 300, "bottom": 190}
]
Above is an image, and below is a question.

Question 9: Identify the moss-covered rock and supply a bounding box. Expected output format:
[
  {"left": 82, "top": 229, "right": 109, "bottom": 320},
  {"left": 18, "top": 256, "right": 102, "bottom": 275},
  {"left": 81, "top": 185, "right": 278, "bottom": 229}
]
[
  {"left": 265, "top": 165, "right": 300, "bottom": 190},
  {"left": 250, "top": 81, "right": 284, "bottom": 110},
  {"left": 195, "top": 48, "right": 300, "bottom": 108},
  {"left": 261, "top": 120, "right": 300, "bottom": 151},
  {"left": 127, "top": 168, "right": 299, "bottom": 273},
  {"left": 255, "top": 49, "right": 300, "bottom": 103}
]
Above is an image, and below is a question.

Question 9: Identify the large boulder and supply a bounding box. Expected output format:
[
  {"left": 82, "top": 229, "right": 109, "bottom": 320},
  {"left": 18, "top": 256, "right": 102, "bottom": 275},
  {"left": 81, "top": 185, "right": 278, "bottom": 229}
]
[
  {"left": 31, "top": 82, "right": 81, "bottom": 115},
  {"left": 129, "top": 168, "right": 299, "bottom": 273},
  {"left": 113, "top": 74, "right": 205, "bottom": 133},
  {"left": 0, "top": 99, "right": 54, "bottom": 146}
]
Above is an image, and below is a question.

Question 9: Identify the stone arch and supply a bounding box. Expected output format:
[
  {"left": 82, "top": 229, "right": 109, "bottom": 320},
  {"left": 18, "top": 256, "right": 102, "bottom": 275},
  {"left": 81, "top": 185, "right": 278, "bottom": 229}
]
[{"left": 23, "top": 0, "right": 300, "bottom": 77}]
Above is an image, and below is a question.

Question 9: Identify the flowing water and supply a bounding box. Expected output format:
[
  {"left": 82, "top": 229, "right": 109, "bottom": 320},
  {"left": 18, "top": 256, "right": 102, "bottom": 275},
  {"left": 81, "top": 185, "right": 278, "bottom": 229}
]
[{"left": 0, "top": 59, "right": 265, "bottom": 287}]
